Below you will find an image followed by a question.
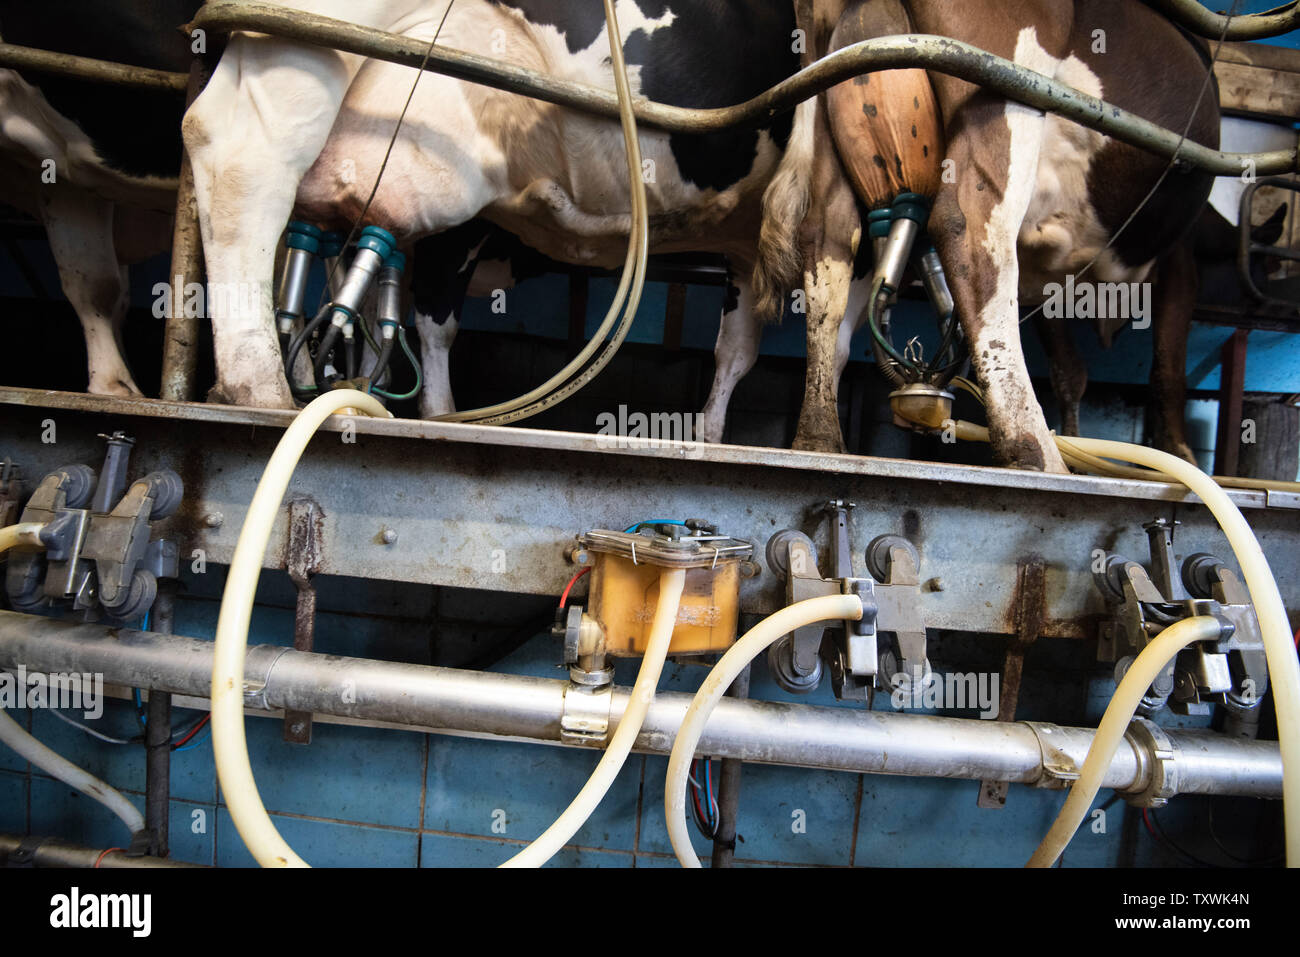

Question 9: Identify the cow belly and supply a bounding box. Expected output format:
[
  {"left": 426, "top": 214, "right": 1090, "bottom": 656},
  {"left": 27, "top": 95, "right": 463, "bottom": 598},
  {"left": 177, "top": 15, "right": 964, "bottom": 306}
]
[
  {"left": 0, "top": 71, "right": 176, "bottom": 212},
  {"left": 1012, "top": 57, "right": 1151, "bottom": 301}
]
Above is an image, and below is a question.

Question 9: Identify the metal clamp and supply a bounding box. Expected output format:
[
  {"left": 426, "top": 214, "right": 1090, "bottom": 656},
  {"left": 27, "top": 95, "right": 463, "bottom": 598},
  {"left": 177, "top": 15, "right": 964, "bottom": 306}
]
[
  {"left": 1025, "top": 721, "right": 1082, "bottom": 789},
  {"left": 560, "top": 683, "right": 613, "bottom": 746},
  {"left": 1123, "top": 717, "right": 1181, "bottom": 809}
]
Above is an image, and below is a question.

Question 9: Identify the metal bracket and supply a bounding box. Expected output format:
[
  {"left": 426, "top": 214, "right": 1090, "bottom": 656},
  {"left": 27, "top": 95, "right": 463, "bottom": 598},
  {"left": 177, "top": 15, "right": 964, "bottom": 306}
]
[
  {"left": 1026, "top": 721, "right": 1083, "bottom": 789},
  {"left": 283, "top": 499, "right": 322, "bottom": 744},
  {"left": 560, "top": 683, "right": 613, "bottom": 746}
]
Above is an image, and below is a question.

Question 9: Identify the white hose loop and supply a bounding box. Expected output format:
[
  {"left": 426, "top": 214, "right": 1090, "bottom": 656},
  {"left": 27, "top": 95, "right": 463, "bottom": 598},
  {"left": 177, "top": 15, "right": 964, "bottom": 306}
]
[
  {"left": 665, "top": 594, "right": 864, "bottom": 867},
  {"left": 213, "top": 389, "right": 390, "bottom": 868},
  {"left": 501, "top": 567, "right": 686, "bottom": 867}
]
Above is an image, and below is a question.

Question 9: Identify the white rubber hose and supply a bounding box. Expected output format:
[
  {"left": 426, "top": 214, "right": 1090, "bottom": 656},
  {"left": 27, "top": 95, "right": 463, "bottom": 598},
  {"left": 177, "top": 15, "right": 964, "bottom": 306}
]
[
  {"left": 0, "top": 522, "right": 44, "bottom": 553},
  {"left": 665, "top": 594, "right": 864, "bottom": 867},
  {"left": 0, "top": 708, "right": 145, "bottom": 838},
  {"left": 1027, "top": 615, "right": 1223, "bottom": 867},
  {"left": 1060, "top": 436, "right": 1300, "bottom": 867},
  {"left": 502, "top": 567, "right": 685, "bottom": 868},
  {"left": 213, "top": 389, "right": 390, "bottom": 868},
  {"left": 0, "top": 522, "right": 145, "bottom": 840}
]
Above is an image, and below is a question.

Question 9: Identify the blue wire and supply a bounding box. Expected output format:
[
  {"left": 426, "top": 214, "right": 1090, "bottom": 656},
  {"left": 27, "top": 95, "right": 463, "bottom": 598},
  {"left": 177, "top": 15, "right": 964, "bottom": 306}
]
[
  {"left": 134, "top": 610, "right": 151, "bottom": 728},
  {"left": 623, "top": 520, "right": 687, "bottom": 533},
  {"left": 173, "top": 723, "right": 210, "bottom": 753}
]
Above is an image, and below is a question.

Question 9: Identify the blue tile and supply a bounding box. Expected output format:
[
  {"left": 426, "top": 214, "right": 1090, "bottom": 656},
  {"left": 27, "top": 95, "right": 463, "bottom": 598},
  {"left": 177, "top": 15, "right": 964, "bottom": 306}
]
[
  {"left": 166, "top": 800, "right": 216, "bottom": 867},
  {"left": 230, "top": 717, "right": 424, "bottom": 828},
  {"left": 853, "top": 775, "right": 1090, "bottom": 867},
  {"left": 215, "top": 808, "right": 418, "bottom": 867},
  {"left": 729, "top": 763, "right": 858, "bottom": 866},
  {"left": 29, "top": 775, "right": 144, "bottom": 851},
  {"left": 424, "top": 737, "right": 641, "bottom": 852},
  {"left": 0, "top": 770, "right": 27, "bottom": 832},
  {"left": 419, "top": 831, "right": 631, "bottom": 868}
]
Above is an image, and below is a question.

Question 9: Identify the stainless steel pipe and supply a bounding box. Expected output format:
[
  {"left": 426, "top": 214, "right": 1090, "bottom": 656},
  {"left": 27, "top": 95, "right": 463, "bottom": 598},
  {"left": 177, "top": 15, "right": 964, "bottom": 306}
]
[
  {"left": 190, "top": 1, "right": 1296, "bottom": 177},
  {"left": 0, "top": 610, "right": 1281, "bottom": 799},
  {"left": 0, "top": 834, "right": 204, "bottom": 868}
]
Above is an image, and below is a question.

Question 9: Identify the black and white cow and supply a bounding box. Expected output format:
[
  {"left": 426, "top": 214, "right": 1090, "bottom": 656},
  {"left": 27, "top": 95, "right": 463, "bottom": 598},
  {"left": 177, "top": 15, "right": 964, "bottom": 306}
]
[{"left": 184, "top": 0, "right": 802, "bottom": 427}]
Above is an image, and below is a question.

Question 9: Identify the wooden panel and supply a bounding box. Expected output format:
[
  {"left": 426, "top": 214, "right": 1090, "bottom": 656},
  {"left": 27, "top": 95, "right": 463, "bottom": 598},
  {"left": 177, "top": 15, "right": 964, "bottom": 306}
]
[{"left": 1215, "top": 42, "right": 1300, "bottom": 119}]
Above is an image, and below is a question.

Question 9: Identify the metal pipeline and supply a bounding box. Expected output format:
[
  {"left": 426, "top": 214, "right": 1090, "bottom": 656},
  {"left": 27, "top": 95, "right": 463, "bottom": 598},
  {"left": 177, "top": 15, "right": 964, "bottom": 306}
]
[
  {"left": 2, "top": 6, "right": 1293, "bottom": 176},
  {"left": 0, "top": 610, "right": 1281, "bottom": 800},
  {"left": 1145, "top": 0, "right": 1299, "bottom": 40},
  {"left": 0, "top": 834, "right": 205, "bottom": 868},
  {"left": 188, "top": 2, "right": 1296, "bottom": 177}
]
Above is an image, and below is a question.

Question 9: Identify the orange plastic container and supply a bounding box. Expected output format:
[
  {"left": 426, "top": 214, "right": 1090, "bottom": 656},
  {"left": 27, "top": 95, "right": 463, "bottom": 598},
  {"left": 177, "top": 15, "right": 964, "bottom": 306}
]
[{"left": 580, "top": 528, "right": 751, "bottom": 658}]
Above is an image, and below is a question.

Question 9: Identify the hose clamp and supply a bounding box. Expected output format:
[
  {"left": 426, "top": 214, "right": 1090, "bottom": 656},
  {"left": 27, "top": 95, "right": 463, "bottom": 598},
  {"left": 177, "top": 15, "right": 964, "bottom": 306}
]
[
  {"left": 1025, "top": 721, "right": 1082, "bottom": 789},
  {"left": 1123, "top": 717, "right": 1181, "bottom": 808},
  {"left": 561, "top": 682, "right": 613, "bottom": 747},
  {"left": 244, "top": 645, "right": 292, "bottom": 711}
]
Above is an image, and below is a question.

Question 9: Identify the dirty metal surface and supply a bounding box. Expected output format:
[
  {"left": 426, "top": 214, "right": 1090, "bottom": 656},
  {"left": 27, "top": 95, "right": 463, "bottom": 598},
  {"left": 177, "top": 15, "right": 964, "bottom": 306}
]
[{"left": 2, "top": 389, "right": 1298, "bottom": 640}]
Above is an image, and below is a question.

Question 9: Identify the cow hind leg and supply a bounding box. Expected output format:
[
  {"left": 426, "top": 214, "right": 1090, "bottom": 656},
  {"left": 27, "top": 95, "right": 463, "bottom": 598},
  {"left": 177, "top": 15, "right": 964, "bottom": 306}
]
[
  {"left": 1035, "top": 314, "right": 1086, "bottom": 437},
  {"left": 792, "top": 124, "right": 861, "bottom": 454},
  {"left": 183, "top": 38, "right": 356, "bottom": 409},
  {"left": 39, "top": 187, "right": 141, "bottom": 397},
  {"left": 699, "top": 276, "right": 761, "bottom": 444},
  {"left": 1149, "top": 240, "right": 1198, "bottom": 464},
  {"left": 931, "top": 105, "right": 1067, "bottom": 474}
]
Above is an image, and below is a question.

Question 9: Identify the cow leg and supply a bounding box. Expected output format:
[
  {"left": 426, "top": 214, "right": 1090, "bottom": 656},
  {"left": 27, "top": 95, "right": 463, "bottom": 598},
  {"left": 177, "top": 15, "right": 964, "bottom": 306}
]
[
  {"left": 410, "top": 227, "right": 490, "bottom": 419},
  {"left": 1035, "top": 314, "right": 1086, "bottom": 437},
  {"left": 931, "top": 105, "right": 1067, "bottom": 474},
  {"left": 38, "top": 186, "right": 140, "bottom": 396},
  {"left": 792, "top": 112, "right": 861, "bottom": 453},
  {"left": 836, "top": 275, "right": 873, "bottom": 381},
  {"left": 1149, "top": 239, "right": 1198, "bottom": 464},
  {"left": 183, "top": 37, "right": 357, "bottom": 409},
  {"left": 416, "top": 313, "right": 460, "bottom": 418},
  {"left": 699, "top": 276, "right": 761, "bottom": 444}
]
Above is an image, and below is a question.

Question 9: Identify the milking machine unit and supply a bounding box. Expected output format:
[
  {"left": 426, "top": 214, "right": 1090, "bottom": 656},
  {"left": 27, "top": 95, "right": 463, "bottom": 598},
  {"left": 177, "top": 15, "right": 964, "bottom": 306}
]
[
  {"left": 1094, "top": 520, "right": 1269, "bottom": 741},
  {"left": 865, "top": 195, "right": 968, "bottom": 431},
  {"left": 555, "top": 522, "right": 755, "bottom": 741},
  {"left": 556, "top": 512, "right": 935, "bottom": 709},
  {"left": 276, "top": 222, "right": 420, "bottom": 402},
  {"left": 5, "top": 432, "right": 182, "bottom": 623}
]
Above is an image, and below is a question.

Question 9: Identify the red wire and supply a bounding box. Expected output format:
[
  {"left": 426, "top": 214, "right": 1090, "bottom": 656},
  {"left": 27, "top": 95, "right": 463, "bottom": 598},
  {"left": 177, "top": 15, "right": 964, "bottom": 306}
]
[
  {"left": 559, "top": 567, "right": 590, "bottom": 608},
  {"left": 172, "top": 713, "right": 210, "bottom": 749},
  {"left": 93, "top": 847, "right": 123, "bottom": 868}
]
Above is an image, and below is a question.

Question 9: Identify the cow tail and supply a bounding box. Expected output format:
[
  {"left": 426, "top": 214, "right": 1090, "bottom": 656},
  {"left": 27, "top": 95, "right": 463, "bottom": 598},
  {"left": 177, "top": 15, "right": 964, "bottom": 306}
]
[{"left": 751, "top": 96, "right": 816, "bottom": 323}]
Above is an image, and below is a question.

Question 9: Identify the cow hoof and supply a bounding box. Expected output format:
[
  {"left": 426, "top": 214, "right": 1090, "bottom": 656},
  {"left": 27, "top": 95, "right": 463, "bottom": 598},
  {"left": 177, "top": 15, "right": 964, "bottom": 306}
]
[
  {"left": 993, "top": 437, "right": 1070, "bottom": 475},
  {"left": 87, "top": 376, "right": 143, "bottom": 398},
  {"left": 207, "top": 380, "right": 296, "bottom": 410},
  {"left": 792, "top": 431, "right": 847, "bottom": 455}
]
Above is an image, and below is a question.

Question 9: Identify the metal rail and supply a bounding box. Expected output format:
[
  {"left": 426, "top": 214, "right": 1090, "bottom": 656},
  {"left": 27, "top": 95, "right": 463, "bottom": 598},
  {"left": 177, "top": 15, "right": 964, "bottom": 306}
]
[
  {"left": 0, "top": 42, "right": 188, "bottom": 92},
  {"left": 2, "top": 4, "right": 1294, "bottom": 175},
  {"left": 1148, "top": 0, "right": 1299, "bottom": 40},
  {"left": 0, "top": 834, "right": 204, "bottom": 868},
  {"left": 186, "top": 0, "right": 1295, "bottom": 176},
  {"left": 0, "top": 610, "right": 1282, "bottom": 799}
]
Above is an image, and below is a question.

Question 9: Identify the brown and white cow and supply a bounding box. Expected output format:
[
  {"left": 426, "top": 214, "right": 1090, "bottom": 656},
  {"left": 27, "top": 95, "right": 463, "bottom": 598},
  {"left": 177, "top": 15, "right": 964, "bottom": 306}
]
[{"left": 759, "top": 0, "right": 1221, "bottom": 471}]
